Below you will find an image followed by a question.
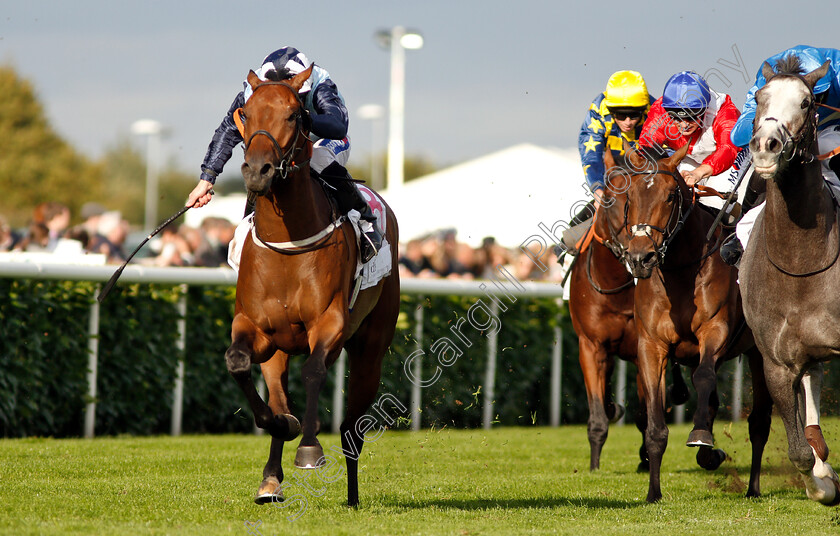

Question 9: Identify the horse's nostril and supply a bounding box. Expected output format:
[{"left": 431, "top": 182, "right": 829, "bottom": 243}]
[
  {"left": 767, "top": 138, "right": 780, "bottom": 153},
  {"left": 260, "top": 163, "right": 274, "bottom": 178},
  {"left": 642, "top": 251, "right": 657, "bottom": 266}
]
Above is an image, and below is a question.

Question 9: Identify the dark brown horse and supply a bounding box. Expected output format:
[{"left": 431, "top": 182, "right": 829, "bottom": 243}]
[
  {"left": 739, "top": 57, "right": 840, "bottom": 504},
  {"left": 568, "top": 153, "right": 689, "bottom": 472},
  {"left": 604, "top": 143, "right": 772, "bottom": 502},
  {"left": 224, "top": 66, "right": 400, "bottom": 506}
]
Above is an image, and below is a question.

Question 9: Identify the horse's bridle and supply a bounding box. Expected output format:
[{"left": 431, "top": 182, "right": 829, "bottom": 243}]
[
  {"left": 756, "top": 73, "right": 820, "bottom": 167},
  {"left": 605, "top": 168, "right": 691, "bottom": 271},
  {"left": 243, "top": 81, "right": 311, "bottom": 181}
]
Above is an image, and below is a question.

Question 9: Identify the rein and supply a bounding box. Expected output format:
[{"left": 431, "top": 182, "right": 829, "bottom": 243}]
[{"left": 584, "top": 242, "right": 634, "bottom": 294}]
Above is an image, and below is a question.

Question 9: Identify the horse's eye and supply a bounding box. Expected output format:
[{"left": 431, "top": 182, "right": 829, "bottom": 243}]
[
  {"left": 801, "top": 98, "right": 811, "bottom": 109},
  {"left": 666, "top": 191, "right": 676, "bottom": 203},
  {"left": 238, "top": 110, "right": 247, "bottom": 122},
  {"left": 289, "top": 112, "right": 299, "bottom": 123}
]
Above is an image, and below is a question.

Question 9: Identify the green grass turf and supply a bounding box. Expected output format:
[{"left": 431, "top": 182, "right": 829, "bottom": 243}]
[{"left": 3, "top": 419, "right": 840, "bottom": 535}]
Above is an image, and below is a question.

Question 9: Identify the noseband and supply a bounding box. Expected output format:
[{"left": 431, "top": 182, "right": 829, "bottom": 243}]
[{"left": 244, "top": 81, "right": 311, "bottom": 181}]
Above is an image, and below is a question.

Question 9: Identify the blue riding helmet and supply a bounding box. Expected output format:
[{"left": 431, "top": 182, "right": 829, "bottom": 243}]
[{"left": 662, "top": 71, "right": 711, "bottom": 116}]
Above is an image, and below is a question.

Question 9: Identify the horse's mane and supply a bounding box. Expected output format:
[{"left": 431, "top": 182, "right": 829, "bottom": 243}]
[{"left": 774, "top": 54, "right": 804, "bottom": 77}]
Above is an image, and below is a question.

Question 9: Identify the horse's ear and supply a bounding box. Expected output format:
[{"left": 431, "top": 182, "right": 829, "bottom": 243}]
[
  {"left": 246, "top": 70, "right": 261, "bottom": 90},
  {"left": 624, "top": 139, "right": 647, "bottom": 170},
  {"left": 804, "top": 60, "right": 831, "bottom": 90},
  {"left": 664, "top": 141, "right": 690, "bottom": 168},
  {"left": 289, "top": 65, "right": 315, "bottom": 92},
  {"left": 761, "top": 61, "right": 776, "bottom": 82},
  {"left": 603, "top": 144, "right": 616, "bottom": 171}
]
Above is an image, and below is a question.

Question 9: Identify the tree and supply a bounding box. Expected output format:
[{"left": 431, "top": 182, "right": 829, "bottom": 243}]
[
  {"left": 0, "top": 65, "right": 103, "bottom": 227},
  {"left": 97, "top": 138, "right": 195, "bottom": 227}
]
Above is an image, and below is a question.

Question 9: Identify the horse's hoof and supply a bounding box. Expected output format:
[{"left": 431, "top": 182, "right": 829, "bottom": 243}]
[
  {"left": 254, "top": 476, "right": 284, "bottom": 505},
  {"left": 609, "top": 404, "right": 626, "bottom": 424},
  {"left": 284, "top": 414, "right": 301, "bottom": 441},
  {"left": 805, "top": 455, "right": 840, "bottom": 506},
  {"left": 686, "top": 429, "right": 714, "bottom": 448},
  {"left": 697, "top": 448, "right": 727, "bottom": 471},
  {"left": 294, "top": 445, "right": 326, "bottom": 469}
]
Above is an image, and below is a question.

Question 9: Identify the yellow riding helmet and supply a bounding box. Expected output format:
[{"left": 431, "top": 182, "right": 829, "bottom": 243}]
[{"left": 603, "top": 70, "right": 650, "bottom": 109}]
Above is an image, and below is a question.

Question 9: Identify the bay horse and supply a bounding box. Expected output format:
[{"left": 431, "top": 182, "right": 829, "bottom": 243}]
[
  {"left": 739, "top": 56, "right": 840, "bottom": 504},
  {"left": 569, "top": 150, "right": 689, "bottom": 472},
  {"left": 225, "top": 65, "right": 400, "bottom": 507},
  {"left": 604, "top": 142, "right": 772, "bottom": 502}
]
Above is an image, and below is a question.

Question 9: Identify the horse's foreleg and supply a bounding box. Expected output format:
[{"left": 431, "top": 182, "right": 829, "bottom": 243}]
[
  {"left": 634, "top": 368, "right": 650, "bottom": 473},
  {"left": 226, "top": 313, "right": 279, "bottom": 432},
  {"left": 745, "top": 348, "right": 771, "bottom": 498},
  {"left": 294, "top": 317, "right": 346, "bottom": 470},
  {"left": 766, "top": 362, "right": 840, "bottom": 505},
  {"left": 578, "top": 337, "right": 613, "bottom": 471},
  {"left": 803, "top": 364, "right": 829, "bottom": 461},
  {"left": 686, "top": 333, "right": 725, "bottom": 449},
  {"left": 638, "top": 338, "right": 669, "bottom": 503},
  {"left": 253, "top": 352, "right": 302, "bottom": 505}
]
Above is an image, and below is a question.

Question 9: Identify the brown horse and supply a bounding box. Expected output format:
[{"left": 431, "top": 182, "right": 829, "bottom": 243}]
[
  {"left": 568, "top": 154, "right": 689, "bottom": 472},
  {"left": 739, "top": 57, "right": 840, "bottom": 504},
  {"left": 604, "top": 143, "right": 772, "bottom": 502},
  {"left": 224, "top": 66, "right": 400, "bottom": 507}
]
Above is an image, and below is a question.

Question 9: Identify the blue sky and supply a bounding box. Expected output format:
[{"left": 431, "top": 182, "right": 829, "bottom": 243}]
[{"left": 2, "top": 0, "right": 837, "bottom": 183}]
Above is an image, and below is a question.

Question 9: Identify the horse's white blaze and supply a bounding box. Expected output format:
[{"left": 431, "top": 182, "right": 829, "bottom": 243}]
[
  {"left": 757, "top": 78, "right": 810, "bottom": 135},
  {"left": 753, "top": 77, "right": 812, "bottom": 175}
]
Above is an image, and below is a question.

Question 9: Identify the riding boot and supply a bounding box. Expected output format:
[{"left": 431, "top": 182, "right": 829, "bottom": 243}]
[
  {"left": 720, "top": 186, "right": 763, "bottom": 267},
  {"left": 318, "top": 162, "right": 382, "bottom": 263}
]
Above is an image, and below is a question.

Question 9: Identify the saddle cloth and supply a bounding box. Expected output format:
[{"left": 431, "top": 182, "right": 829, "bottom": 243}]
[{"left": 227, "top": 184, "right": 392, "bottom": 292}]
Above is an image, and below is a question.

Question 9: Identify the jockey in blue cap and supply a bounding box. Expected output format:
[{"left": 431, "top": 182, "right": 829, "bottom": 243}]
[
  {"left": 639, "top": 70, "right": 744, "bottom": 214},
  {"left": 721, "top": 45, "right": 840, "bottom": 266},
  {"left": 187, "top": 47, "right": 382, "bottom": 263}
]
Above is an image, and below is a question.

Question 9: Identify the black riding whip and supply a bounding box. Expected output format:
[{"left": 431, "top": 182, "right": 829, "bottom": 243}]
[{"left": 97, "top": 194, "right": 210, "bottom": 302}]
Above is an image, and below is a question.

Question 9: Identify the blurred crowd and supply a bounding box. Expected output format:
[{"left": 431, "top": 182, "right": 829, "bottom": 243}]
[
  {"left": 1, "top": 203, "right": 562, "bottom": 282},
  {"left": 0, "top": 201, "right": 235, "bottom": 268},
  {"left": 398, "top": 229, "right": 563, "bottom": 282}
]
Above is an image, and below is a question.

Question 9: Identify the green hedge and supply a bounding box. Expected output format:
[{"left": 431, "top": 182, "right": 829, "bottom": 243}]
[{"left": 5, "top": 277, "right": 830, "bottom": 438}]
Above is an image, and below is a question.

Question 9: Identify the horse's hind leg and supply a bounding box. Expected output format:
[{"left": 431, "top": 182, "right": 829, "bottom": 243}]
[
  {"left": 339, "top": 289, "right": 398, "bottom": 507},
  {"left": 745, "top": 348, "right": 771, "bottom": 498},
  {"left": 340, "top": 343, "right": 387, "bottom": 507}
]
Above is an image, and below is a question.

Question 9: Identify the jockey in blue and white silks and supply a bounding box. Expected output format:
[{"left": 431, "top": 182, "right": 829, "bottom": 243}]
[
  {"left": 187, "top": 46, "right": 382, "bottom": 263},
  {"left": 722, "top": 46, "right": 840, "bottom": 267}
]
